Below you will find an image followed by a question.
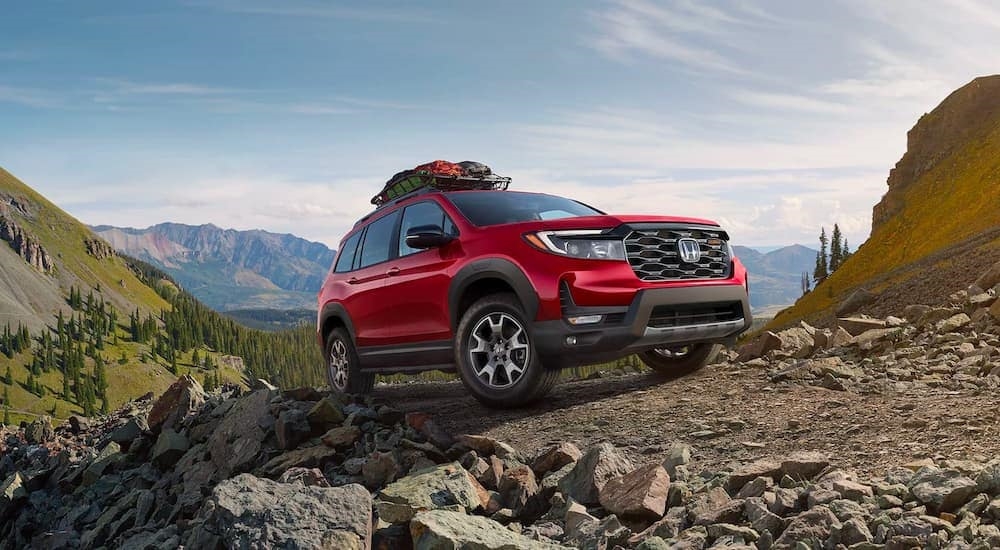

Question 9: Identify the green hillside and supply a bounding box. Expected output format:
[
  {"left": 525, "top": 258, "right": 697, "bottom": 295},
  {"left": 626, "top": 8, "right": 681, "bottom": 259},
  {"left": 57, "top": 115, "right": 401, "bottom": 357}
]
[
  {"left": 1, "top": 168, "right": 323, "bottom": 424},
  {"left": 769, "top": 75, "right": 1000, "bottom": 328}
]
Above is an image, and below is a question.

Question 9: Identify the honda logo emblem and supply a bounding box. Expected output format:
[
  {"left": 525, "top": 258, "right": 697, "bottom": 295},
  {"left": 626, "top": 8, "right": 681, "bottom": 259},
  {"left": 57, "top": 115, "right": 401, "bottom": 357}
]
[{"left": 677, "top": 238, "right": 701, "bottom": 263}]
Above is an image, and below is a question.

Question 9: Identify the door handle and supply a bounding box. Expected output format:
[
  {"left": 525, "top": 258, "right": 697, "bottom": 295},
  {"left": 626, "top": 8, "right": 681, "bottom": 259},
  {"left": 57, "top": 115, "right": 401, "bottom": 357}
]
[
  {"left": 347, "top": 277, "right": 360, "bottom": 285},
  {"left": 386, "top": 267, "right": 400, "bottom": 276}
]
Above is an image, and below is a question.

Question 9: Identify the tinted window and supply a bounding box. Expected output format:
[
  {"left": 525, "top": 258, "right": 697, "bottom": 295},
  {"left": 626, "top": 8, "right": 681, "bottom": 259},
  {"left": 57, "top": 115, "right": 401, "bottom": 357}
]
[
  {"left": 333, "top": 231, "right": 362, "bottom": 273},
  {"left": 447, "top": 191, "right": 601, "bottom": 227},
  {"left": 358, "top": 211, "right": 399, "bottom": 268},
  {"left": 398, "top": 201, "right": 458, "bottom": 257}
]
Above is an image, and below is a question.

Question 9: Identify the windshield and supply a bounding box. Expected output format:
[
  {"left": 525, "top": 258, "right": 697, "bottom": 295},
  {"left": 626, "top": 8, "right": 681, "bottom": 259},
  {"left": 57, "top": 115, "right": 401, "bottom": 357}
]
[{"left": 446, "top": 191, "right": 602, "bottom": 226}]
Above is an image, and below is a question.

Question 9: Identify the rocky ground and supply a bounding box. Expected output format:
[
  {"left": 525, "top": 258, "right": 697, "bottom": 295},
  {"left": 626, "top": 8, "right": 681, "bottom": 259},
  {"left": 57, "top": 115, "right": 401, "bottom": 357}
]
[{"left": 0, "top": 263, "right": 999, "bottom": 549}]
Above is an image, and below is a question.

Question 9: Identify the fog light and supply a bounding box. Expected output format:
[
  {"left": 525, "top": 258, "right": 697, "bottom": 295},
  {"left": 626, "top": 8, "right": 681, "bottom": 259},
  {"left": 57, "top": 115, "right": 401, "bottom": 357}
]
[
  {"left": 566, "top": 314, "right": 603, "bottom": 325},
  {"left": 565, "top": 336, "right": 577, "bottom": 345}
]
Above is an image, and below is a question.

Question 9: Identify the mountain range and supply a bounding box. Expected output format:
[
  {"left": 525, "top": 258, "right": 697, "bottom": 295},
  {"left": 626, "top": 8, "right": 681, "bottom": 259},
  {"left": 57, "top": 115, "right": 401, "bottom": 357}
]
[
  {"left": 733, "top": 244, "right": 817, "bottom": 312},
  {"left": 91, "top": 223, "right": 336, "bottom": 311}
]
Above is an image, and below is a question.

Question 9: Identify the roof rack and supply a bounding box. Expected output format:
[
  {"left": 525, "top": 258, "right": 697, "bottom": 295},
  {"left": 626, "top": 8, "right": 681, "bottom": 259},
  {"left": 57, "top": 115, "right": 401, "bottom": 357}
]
[{"left": 371, "top": 173, "right": 511, "bottom": 207}]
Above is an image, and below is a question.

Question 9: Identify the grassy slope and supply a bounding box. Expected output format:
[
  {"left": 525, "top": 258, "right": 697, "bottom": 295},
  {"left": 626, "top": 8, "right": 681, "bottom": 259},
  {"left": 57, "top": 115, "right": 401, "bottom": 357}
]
[
  {"left": 768, "top": 88, "right": 1000, "bottom": 329},
  {"left": 0, "top": 168, "right": 247, "bottom": 422}
]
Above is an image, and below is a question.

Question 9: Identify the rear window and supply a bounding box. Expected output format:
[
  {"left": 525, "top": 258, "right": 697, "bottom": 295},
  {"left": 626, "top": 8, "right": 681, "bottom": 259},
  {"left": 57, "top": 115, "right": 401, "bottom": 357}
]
[
  {"left": 333, "top": 231, "right": 361, "bottom": 273},
  {"left": 446, "top": 191, "right": 601, "bottom": 226}
]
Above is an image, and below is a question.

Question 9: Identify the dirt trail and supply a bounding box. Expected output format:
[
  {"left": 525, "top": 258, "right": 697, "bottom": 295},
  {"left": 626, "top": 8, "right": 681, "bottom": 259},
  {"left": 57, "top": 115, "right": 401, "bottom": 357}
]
[{"left": 377, "top": 363, "right": 1000, "bottom": 479}]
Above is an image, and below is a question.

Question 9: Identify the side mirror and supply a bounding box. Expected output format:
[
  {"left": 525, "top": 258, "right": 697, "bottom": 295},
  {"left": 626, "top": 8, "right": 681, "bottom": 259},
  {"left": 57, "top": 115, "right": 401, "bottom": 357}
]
[{"left": 405, "top": 224, "right": 454, "bottom": 249}]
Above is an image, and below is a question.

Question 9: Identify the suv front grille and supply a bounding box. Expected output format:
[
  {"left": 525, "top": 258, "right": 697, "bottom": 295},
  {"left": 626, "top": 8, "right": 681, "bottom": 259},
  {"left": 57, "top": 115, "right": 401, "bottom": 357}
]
[
  {"left": 647, "top": 302, "right": 742, "bottom": 329},
  {"left": 624, "top": 227, "right": 731, "bottom": 281}
]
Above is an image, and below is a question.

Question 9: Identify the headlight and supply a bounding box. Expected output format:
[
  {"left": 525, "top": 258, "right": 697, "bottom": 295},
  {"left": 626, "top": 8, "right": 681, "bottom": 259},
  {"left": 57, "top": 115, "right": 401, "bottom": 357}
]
[{"left": 525, "top": 230, "right": 626, "bottom": 260}]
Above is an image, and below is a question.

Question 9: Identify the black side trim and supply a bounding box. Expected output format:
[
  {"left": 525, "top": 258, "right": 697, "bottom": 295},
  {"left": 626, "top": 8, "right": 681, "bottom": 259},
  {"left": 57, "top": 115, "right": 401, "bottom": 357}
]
[
  {"left": 357, "top": 340, "right": 453, "bottom": 369},
  {"left": 448, "top": 258, "right": 539, "bottom": 330},
  {"left": 318, "top": 303, "right": 356, "bottom": 345}
]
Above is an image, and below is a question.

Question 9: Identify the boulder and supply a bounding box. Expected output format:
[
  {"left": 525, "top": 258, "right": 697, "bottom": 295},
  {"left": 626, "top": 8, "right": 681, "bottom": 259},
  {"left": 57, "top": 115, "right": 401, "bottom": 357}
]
[
  {"left": 376, "top": 462, "right": 488, "bottom": 524},
  {"left": 908, "top": 467, "right": 977, "bottom": 512},
  {"left": 498, "top": 464, "right": 540, "bottom": 518},
  {"left": 151, "top": 429, "right": 190, "bottom": 469},
  {"left": 662, "top": 443, "right": 691, "bottom": 478},
  {"left": 83, "top": 442, "right": 121, "bottom": 486},
  {"left": 532, "top": 442, "right": 582, "bottom": 476},
  {"left": 0, "top": 472, "right": 27, "bottom": 516},
  {"left": 780, "top": 452, "right": 830, "bottom": 480},
  {"left": 936, "top": 313, "right": 971, "bottom": 333},
  {"left": 828, "top": 326, "right": 854, "bottom": 348},
  {"left": 276, "top": 408, "right": 311, "bottom": 451},
  {"left": 772, "top": 506, "right": 840, "bottom": 549},
  {"left": 306, "top": 397, "right": 345, "bottom": 430},
  {"left": 689, "top": 486, "right": 743, "bottom": 525},
  {"left": 362, "top": 451, "right": 399, "bottom": 489},
  {"left": 147, "top": 375, "right": 206, "bottom": 433},
  {"left": 321, "top": 425, "right": 361, "bottom": 449},
  {"left": 837, "top": 317, "right": 886, "bottom": 337},
  {"left": 975, "top": 260, "right": 1000, "bottom": 292},
  {"left": 990, "top": 298, "right": 1000, "bottom": 321},
  {"left": 208, "top": 388, "right": 272, "bottom": 478},
  {"left": 410, "top": 509, "right": 567, "bottom": 549},
  {"left": 725, "top": 460, "right": 781, "bottom": 493},
  {"left": 737, "top": 331, "right": 782, "bottom": 361},
  {"left": 598, "top": 463, "right": 670, "bottom": 519},
  {"left": 185, "top": 474, "right": 371, "bottom": 550},
  {"left": 109, "top": 416, "right": 148, "bottom": 445},
  {"left": 557, "top": 442, "right": 635, "bottom": 505},
  {"left": 24, "top": 416, "right": 54, "bottom": 444}
]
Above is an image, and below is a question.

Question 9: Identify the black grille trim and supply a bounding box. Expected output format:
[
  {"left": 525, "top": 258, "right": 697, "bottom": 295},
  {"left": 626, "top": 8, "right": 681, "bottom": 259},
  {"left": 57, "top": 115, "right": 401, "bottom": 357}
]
[
  {"left": 624, "top": 226, "right": 731, "bottom": 281},
  {"left": 647, "top": 302, "right": 742, "bottom": 329}
]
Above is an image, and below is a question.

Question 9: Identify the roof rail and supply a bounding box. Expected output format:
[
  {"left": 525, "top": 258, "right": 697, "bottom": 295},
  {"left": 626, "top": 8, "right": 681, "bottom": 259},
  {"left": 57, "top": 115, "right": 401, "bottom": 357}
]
[{"left": 371, "top": 173, "right": 510, "bottom": 208}]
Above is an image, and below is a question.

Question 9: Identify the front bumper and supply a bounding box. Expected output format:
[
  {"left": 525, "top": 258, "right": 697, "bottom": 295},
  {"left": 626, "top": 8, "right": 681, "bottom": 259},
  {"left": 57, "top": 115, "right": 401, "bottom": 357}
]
[{"left": 532, "top": 284, "right": 751, "bottom": 368}]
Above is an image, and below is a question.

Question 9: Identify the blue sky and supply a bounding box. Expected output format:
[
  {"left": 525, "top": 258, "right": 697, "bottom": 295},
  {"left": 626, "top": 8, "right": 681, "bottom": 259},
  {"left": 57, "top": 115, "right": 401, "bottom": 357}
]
[{"left": 1, "top": 1, "right": 997, "bottom": 249}]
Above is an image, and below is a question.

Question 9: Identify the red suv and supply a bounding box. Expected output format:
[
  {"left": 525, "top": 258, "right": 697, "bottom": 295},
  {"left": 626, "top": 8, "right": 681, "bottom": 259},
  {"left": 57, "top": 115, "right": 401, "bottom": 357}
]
[{"left": 317, "top": 184, "right": 751, "bottom": 407}]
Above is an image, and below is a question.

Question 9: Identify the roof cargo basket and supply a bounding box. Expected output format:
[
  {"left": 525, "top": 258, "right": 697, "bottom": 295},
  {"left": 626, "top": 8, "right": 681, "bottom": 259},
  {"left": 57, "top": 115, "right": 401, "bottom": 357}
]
[{"left": 371, "top": 160, "right": 511, "bottom": 207}]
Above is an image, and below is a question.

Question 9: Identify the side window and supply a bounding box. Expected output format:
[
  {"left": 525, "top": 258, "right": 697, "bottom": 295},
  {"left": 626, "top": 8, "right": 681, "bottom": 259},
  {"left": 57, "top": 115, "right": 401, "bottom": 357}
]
[
  {"left": 357, "top": 211, "right": 399, "bottom": 268},
  {"left": 333, "top": 231, "right": 362, "bottom": 273},
  {"left": 398, "top": 201, "right": 458, "bottom": 257}
]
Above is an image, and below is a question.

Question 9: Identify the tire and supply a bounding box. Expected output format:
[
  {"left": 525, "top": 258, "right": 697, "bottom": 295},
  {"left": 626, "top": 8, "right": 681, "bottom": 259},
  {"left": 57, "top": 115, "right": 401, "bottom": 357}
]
[
  {"left": 325, "top": 327, "right": 374, "bottom": 394},
  {"left": 638, "top": 343, "right": 721, "bottom": 378},
  {"left": 455, "top": 293, "right": 559, "bottom": 408}
]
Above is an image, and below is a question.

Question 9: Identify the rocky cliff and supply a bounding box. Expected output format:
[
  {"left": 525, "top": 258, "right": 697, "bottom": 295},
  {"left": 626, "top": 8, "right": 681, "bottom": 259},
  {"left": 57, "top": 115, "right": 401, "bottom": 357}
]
[
  {"left": 873, "top": 76, "right": 1000, "bottom": 231},
  {"left": 0, "top": 215, "right": 53, "bottom": 273}
]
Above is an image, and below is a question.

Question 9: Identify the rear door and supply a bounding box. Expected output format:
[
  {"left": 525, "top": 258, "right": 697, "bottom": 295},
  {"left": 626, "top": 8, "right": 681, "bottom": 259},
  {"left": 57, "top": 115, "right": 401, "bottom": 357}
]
[
  {"left": 344, "top": 210, "right": 401, "bottom": 348},
  {"left": 381, "top": 200, "right": 461, "bottom": 349}
]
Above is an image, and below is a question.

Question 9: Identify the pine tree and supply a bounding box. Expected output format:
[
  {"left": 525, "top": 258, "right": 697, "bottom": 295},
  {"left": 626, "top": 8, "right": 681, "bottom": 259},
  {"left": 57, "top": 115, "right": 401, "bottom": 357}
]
[
  {"left": 829, "top": 224, "right": 843, "bottom": 272},
  {"left": 842, "top": 239, "right": 851, "bottom": 260},
  {"left": 813, "top": 227, "right": 829, "bottom": 283},
  {"left": 192, "top": 348, "right": 201, "bottom": 367},
  {"left": 801, "top": 271, "right": 810, "bottom": 295}
]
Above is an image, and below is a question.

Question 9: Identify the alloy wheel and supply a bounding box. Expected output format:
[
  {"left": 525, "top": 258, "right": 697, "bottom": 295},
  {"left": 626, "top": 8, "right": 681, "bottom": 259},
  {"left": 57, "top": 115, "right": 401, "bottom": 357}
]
[
  {"left": 467, "top": 312, "right": 530, "bottom": 388},
  {"left": 328, "top": 338, "right": 349, "bottom": 391}
]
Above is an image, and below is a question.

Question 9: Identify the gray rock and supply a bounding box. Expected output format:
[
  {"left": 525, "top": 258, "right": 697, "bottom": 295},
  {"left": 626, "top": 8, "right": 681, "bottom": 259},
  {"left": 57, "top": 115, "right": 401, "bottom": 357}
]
[
  {"left": 689, "top": 486, "right": 744, "bottom": 526},
  {"left": 362, "top": 451, "right": 399, "bottom": 489},
  {"left": 109, "top": 416, "right": 149, "bottom": 445},
  {"left": 376, "top": 462, "right": 487, "bottom": 524},
  {"left": 662, "top": 443, "right": 692, "bottom": 478},
  {"left": 24, "top": 416, "right": 54, "bottom": 444},
  {"left": 258, "top": 444, "right": 339, "bottom": 478},
  {"left": 410, "top": 509, "right": 568, "bottom": 549},
  {"left": 634, "top": 536, "right": 670, "bottom": 550},
  {"left": 306, "top": 396, "right": 345, "bottom": 430},
  {"left": 837, "top": 317, "right": 887, "bottom": 336},
  {"left": 771, "top": 505, "right": 840, "bottom": 549},
  {"left": 563, "top": 512, "right": 631, "bottom": 550},
  {"left": 780, "top": 452, "right": 830, "bottom": 480},
  {"left": 557, "top": 442, "right": 634, "bottom": 505},
  {"left": 83, "top": 442, "right": 122, "bottom": 486},
  {"left": 936, "top": 313, "right": 971, "bottom": 333},
  {"left": 276, "top": 408, "right": 311, "bottom": 451},
  {"left": 208, "top": 388, "right": 272, "bottom": 478},
  {"left": 186, "top": 473, "right": 371, "bottom": 550},
  {"left": 908, "top": 467, "right": 977, "bottom": 512},
  {"left": 321, "top": 425, "right": 361, "bottom": 449},
  {"left": 151, "top": 429, "right": 190, "bottom": 469},
  {"left": 0, "top": 472, "right": 27, "bottom": 516}
]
